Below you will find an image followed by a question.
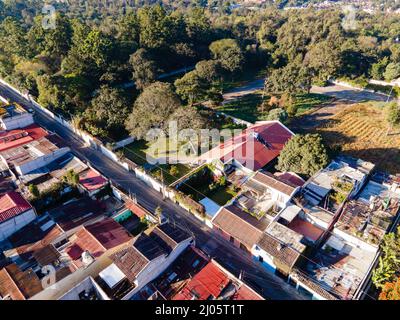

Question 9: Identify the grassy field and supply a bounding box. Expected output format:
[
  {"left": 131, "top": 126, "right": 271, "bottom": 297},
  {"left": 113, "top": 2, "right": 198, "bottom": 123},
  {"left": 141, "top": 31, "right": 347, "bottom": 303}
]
[
  {"left": 150, "top": 164, "right": 192, "bottom": 185},
  {"left": 217, "top": 91, "right": 265, "bottom": 123},
  {"left": 216, "top": 92, "right": 332, "bottom": 123},
  {"left": 317, "top": 103, "right": 400, "bottom": 174},
  {"left": 122, "top": 139, "right": 193, "bottom": 184},
  {"left": 293, "top": 93, "right": 333, "bottom": 115}
]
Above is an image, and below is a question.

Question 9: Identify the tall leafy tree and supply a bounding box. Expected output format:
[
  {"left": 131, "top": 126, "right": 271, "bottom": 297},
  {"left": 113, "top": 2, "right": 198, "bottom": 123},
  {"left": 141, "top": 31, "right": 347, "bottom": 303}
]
[
  {"left": 129, "top": 48, "right": 157, "bottom": 90},
  {"left": 276, "top": 134, "right": 329, "bottom": 176},
  {"left": 265, "top": 55, "right": 312, "bottom": 96},
  {"left": 125, "top": 82, "right": 182, "bottom": 138},
  {"left": 209, "top": 39, "right": 244, "bottom": 74},
  {"left": 86, "top": 85, "right": 131, "bottom": 132}
]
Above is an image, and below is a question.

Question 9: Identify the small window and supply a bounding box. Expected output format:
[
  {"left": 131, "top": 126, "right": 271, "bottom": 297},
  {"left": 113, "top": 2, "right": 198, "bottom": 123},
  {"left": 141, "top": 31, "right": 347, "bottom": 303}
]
[
  {"left": 258, "top": 256, "right": 264, "bottom": 263},
  {"left": 229, "top": 236, "right": 235, "bottom": 243},
  {"left": 239, "top": 242, "right": 248, "bottom": 251},
  {"left": 192, "top": 259, "right": 200, "bottom": 268}
]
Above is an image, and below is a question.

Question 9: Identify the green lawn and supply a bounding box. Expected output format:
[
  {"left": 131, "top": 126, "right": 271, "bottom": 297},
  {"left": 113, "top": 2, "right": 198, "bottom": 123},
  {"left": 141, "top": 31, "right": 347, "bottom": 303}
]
[
  {"left": 294, "top": 93, "right": 333, "bottom": 115},
  {"left": 123, "top": 140, "right": 149, "bottom": 166},
  {"left": 150, "top": 163, "right": 192, "bottom": 185},
  {"left": 215, "top": 92, "right": 332, "bottom": 123},
  {"left": 122, "top": 140, "right": 192, "bottom": 184},
  {"left": 216, "top": 91, "right": 265, "bottom": 123},
  {"left": 208, "top": 184, "right": 238, "bottom": 206}
]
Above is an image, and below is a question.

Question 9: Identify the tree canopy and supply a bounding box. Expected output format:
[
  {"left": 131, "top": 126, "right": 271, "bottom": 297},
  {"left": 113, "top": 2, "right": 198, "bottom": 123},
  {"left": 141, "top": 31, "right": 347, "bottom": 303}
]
[{"left": 276, "top": 134, "right": 329, "bottom": 176}]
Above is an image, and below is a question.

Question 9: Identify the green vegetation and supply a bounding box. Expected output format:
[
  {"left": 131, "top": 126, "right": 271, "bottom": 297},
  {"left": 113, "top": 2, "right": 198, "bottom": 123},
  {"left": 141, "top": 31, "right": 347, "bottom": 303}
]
[
  {"left": 276, "top": 133, "right": 329, "bottom": 177},
  {"left": 151, "top": 164, "right": 192, "bottom": 185},
  {"left": 216, "top": 92, "right": 331, "bottom": 123},
  {"left": 386, "top": 102, "right": 400, "bottom": 128},
  {"left": 177, "top": 166, "right": 237, "bottom": 206},
  {"left": 372, "top": 227, "right": 400, "bottom": 292},
  {"left": 3, "top": 3, "right": 400, "bottom": 145}
]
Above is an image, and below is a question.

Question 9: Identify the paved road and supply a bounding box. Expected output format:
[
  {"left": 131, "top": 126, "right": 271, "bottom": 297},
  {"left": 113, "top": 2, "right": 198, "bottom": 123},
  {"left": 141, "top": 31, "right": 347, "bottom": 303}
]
[
  {"left": 311, "top": 84, "right": 394, "bottom": 103},
  {"left": 0, "top": 82, "right": 308, "bottom": 300},
  {"left": 222, "top": 78, "right": 265, "bottom": 103}
]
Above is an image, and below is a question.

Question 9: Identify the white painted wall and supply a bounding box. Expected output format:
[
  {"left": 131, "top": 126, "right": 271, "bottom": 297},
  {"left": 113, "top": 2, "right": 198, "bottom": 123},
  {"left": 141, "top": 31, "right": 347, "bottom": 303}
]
[
  {"left": 0, "top": 112, "right": 34, "bottom": 130},
  {"left": 58, "top": 276, "right": 110, "bottom": 300},
  {"left": 251, "top": 245, "right": 277, "bottom": 273},
  {"left": 122, "top": 237, "right": 194, "bottom": 300},
  {"left": 332, "top": 228, "right": 378, "bottom": 253},
  {"left": 0, "top": 208, "right": 36, "bottom": 241},
  {"left": 15, "top": 147, "right": 70, "bottom": 175}
]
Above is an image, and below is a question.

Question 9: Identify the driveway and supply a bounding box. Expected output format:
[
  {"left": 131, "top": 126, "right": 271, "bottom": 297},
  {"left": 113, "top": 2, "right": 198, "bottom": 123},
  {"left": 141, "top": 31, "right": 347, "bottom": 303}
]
[
  {"left": 311, "top": 84, "right": 393, "bottom": 103},
  {"left": 223, "top": 78, "right": 265, "bottom": 103}
]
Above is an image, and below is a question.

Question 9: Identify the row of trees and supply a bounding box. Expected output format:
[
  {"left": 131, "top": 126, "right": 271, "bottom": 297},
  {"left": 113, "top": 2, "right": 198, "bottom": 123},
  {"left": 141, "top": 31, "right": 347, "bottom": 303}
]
[{"left": 2, "top": 5, "right": 400, "bottom": 141}]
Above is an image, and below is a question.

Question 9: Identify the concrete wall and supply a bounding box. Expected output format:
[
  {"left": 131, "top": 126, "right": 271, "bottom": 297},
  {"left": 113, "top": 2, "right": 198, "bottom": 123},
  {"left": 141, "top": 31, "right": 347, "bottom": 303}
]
[
  {"left": 0, "top": 208, "right": 36, "bottom": 241},
  {"left": 251, "top": 245, "right": 277, "bottom": 273},
  {"left": 112, "top": 137, "right": 135, "bottom": 151},
  {"left": 331, "top": 228, "right": 378, "bottom": 253},
  {"left": 0, "top": 112, "right": 34, "bottom": 130},
  {"left": 15, "top": 147, "right": 70, "bottom": 175},
  {"left": 134, "top": 168, "right": 163, "bottom": 193},
  {"left": 122, "top": 237, "right": 194, "bottom": 300},
  {"left": 58, "top": 276, "right": 110, "bottom": 300}
]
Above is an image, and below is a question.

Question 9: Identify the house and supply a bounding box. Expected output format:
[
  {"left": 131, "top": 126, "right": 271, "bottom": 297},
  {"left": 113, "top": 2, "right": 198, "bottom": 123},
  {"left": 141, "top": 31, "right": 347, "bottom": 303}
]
[
  {"left": 94, "top": 222, "right": 194, "bottom": 300},
  {"left": 19, "top": 152, "right": 88, "bottom": 194},
  {"left": 0, "top": 104, "right": 34, "bottom": 131},
  {"left": 149, "top": 246, "right": 210, "bottom": 300},
  {"left": 0, "top": 136, "right": 70, "bottom": 175},
  {"left": 59, "top": 218, "right": 133, "bottom": 270},
  {"left": 47, "top": 197, "right": 106, "bottom": 232},
  {"left": 288, "top": 172, "right": 400, "bottom": 300},
  {"left": 2, "top": 217, "right": 132, "bottom": 299},
  {"left": 172, "top": 260, "right": 264, "bottom": 300},
  {"left": 252, "top": 222, "right": 306, "bottom": 275},
  {"left": 57, "top": 276, "right": 110, "bottom": 300},
  {"left": 78, "top": 168, "right": 109, "bottom": 197},
  {"left": 0, "top": 263, "right": 42, "bottom": 300},
  {"left": 212, "top": 204, "right": 270, "bottom": 252},
  {"left": 198, "top": 121, "right": 294, "bottom": 173},
  {"left": 0, "top": 124, "right": 48, "bottom": 153},
  {"left": 293, "top": 156, "right": 375, "bottom": 231},
  {"left": 238, "top": 170, "right": 301, "bottom": 216},
  {"left": 0, "top": 191, "right": 36, "bottom": 241}
]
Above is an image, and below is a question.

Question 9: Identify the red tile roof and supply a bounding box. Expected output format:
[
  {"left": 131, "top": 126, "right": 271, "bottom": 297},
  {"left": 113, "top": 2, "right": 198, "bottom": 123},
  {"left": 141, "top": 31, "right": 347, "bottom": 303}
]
[
  {"left": 288, "top": 216, "right": 325, "bottom": 242},
  {"left": 85, "top": 218, "right": 132, "bottom": 249},
  {"left": 66, "top": 218, "right": 132, "bottom": 268},
  {"left": 125, "top": 200, "right": 150, "bottom": 219},
  {"left": 235, "top": 285, "right": 264, "bottom": 300},
  {"left": 0, "top": 264, "right": 42, "bottom": 300},
  {"left": 172, "top": 261, "right": 230, "bottom": 300},
  {"left": 0, "top": 124, "right": 48, "bottom": 152},
  {"left": 200, "top": 121, "right": 294, "bottom": 171},
  {"left": 274, "top": 172, "right": 305, "bottom": 187},
  {"left": 79, "top": 168, "right": 108, "bottom": 192},
  {"left": 172, "top": 260, "right": 264, "bottom": 300},
  {"left": 0, "top": 192, "right": 32, "bottom": 223},
  {"left": 212, "top": 205, "right": 267, "bottom": 249}
]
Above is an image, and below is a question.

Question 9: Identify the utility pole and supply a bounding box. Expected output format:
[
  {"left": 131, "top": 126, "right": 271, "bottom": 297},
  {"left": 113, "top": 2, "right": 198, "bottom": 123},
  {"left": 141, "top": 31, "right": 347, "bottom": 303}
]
[{"left": 161, "top": 169, "right": 166, "bottom": 200}]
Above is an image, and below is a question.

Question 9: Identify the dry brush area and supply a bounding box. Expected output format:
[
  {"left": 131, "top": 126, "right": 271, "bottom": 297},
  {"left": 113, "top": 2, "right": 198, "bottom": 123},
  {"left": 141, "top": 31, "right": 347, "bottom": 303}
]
[{"left": 317, "top": 103, "right": 400, "bottom": 174}]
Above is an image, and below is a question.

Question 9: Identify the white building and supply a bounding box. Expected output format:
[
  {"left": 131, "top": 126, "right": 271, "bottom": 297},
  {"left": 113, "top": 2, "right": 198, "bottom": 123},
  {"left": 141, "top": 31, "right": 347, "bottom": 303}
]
[
  {"left": 0, "top": 191, "right": 36, "bottom": 241},
  {"left": 0, "top": 136, "right": 70, "bottom": 175},
  {"left": 0, "top": 104, "right": 34, "bottom": 130},
  {"left": 96, "top": 222, "right": 194, "bottom": 300}
]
